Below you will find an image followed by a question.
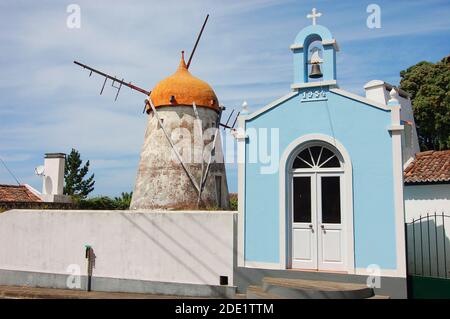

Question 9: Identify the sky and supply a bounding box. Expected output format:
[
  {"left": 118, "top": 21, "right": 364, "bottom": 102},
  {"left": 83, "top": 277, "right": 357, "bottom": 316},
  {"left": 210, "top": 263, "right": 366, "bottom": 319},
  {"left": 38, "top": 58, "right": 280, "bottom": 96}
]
[{"left": 0, "top": 0, "right": 449, "bottom": 197}]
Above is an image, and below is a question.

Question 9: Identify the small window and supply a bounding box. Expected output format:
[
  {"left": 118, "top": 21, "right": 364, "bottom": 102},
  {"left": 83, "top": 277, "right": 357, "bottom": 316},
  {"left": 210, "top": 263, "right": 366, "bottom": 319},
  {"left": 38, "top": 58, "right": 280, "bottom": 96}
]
[
  {"left": 292, "top": 145, "right": 341, "bottom": 170},
  {"left": 220, "top": 276, "right": 228, "bottom": 286},
  {"left": 321, "top": 176, "right": 341, "bottom": 223},
  {"left": 310, "top": 146, "right": 322, "bottom": 165},
  {"left": 158, "top": 118, "right": 164, "bottom": 129},
  {"left": 318, "top": 147, "right": 333, "bottom": 166},
  {"left": 321, "top": 155, "right": 340, "bottom": 168},
  {"left": 293, "top": 149, "right": 312, "bottom": 168},
  {"left": 293, "top": 176, "right": 311, "bottom": 223}
]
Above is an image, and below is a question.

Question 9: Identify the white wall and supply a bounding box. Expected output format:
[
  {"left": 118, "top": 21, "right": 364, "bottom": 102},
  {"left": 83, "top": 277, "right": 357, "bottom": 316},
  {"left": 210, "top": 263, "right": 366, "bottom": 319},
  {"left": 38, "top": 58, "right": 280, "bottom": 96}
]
[
  {"left": 404, "top": 184, "right": 450, "bottom": 221},
  {"left": 0, "top": 210, "right": 236, "bottom": 287}
]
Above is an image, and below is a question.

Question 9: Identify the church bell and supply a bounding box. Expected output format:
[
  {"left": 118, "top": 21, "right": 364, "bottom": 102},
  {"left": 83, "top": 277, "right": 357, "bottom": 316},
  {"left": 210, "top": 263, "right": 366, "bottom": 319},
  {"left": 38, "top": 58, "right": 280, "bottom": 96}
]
[{"left": 309, "top": 64, "right": 323, "bottom": 79}]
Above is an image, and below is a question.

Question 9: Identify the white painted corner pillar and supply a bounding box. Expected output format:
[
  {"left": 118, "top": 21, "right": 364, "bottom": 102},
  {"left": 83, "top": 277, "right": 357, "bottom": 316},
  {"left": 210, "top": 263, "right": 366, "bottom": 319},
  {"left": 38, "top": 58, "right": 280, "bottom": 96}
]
[
  {"left": 233, "top": 107, "right": 249, "bottom": 268},
  {"left": 388, "top": 88, "right": 407, "bottom": 278}
]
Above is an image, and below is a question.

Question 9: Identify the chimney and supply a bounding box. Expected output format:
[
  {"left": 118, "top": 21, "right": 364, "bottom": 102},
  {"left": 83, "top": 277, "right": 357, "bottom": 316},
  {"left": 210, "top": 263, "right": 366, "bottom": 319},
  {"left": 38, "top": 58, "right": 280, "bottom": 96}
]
[
  {"left": 364, "top": 80, "right": 411, "bottom": 105},
  {"left": 41, "top": 153, "right": 71, "bottom": 203},
  {"left": 363, "top": 80, "right": 390, "bottom": 104}
]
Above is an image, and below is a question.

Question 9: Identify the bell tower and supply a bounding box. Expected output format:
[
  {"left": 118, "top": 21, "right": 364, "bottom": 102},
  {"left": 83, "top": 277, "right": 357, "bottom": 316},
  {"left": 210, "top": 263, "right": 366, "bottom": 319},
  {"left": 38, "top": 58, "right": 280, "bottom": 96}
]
[{"left": 290, "top": 8, "right": 339, "bottom": 89}]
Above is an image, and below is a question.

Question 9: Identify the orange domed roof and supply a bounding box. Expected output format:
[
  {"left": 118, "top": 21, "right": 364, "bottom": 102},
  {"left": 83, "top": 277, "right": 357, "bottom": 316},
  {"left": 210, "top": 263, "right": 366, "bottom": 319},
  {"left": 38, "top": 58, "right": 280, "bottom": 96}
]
[{"left": 149, "top": 52, "right": 219, "bottom": 110}]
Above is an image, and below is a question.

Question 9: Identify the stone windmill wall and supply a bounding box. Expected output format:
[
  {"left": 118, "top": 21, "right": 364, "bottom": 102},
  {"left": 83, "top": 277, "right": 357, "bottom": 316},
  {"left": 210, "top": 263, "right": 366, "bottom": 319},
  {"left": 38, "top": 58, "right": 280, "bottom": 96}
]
[
  {"left": 130, "top": 106, "right": 229, "bottom": 209},
  {"left": 130, "top": 54, "right": 229, "bottom": 210}
]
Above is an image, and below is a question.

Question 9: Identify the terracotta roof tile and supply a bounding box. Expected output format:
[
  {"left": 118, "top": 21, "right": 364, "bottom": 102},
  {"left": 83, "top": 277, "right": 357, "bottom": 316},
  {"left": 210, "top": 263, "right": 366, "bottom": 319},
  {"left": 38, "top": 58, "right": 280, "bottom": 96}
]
[
  {"left": 404, "top": 150, "right": 450, "bottom": 184},
  {"left": 0, "top": 184, "right": 42, "bottom": 202}
]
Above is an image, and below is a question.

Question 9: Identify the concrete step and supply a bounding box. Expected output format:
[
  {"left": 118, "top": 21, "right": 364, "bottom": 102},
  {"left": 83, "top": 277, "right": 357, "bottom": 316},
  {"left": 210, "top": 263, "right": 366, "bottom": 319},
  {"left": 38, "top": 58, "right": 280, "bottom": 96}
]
[
  {"left": 367, "top": 295, "right": 390, "bottom": 299},
  {"left": 261, "top": 277, "right": 374, "bottom": 299},
  {"left": 246, "top": 286, "right": 282, "bottom": 299}
]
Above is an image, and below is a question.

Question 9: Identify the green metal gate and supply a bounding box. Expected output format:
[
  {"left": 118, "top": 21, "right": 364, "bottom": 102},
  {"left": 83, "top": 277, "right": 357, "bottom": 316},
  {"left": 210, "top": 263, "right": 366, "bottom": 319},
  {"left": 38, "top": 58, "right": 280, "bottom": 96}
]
[{"left": 405, "top": 213, "right": 450, "bottom": 299}]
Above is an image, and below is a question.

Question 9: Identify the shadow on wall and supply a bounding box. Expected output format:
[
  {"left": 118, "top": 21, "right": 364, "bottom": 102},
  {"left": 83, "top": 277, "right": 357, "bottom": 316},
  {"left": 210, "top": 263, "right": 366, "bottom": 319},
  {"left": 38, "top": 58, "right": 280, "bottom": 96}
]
[
  {"left": 404, "top": 184, "right": 450, "bottom": 201},
  {"left": 406, "top": 213, "right": 450, "bottom": 279},
  {"left": 118, "top": 212, "right": 240, "bottom": 293}
]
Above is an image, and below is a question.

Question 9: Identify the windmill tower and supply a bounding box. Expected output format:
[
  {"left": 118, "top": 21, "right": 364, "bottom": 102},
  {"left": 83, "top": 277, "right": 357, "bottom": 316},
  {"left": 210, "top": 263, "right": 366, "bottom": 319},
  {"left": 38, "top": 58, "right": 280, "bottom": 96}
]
[
  {"left": 74, "top": 16, "right": 235, "bottom": 210},
  {"left": 130, "top": 52, "right": 229, "bottom": 209}
]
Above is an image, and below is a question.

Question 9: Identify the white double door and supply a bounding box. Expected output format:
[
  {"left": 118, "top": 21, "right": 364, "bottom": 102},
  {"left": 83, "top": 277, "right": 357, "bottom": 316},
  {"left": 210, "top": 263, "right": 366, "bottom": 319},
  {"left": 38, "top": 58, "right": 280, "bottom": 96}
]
[{"left": 291, "top": 173, "right": 346, "bottom": 271}]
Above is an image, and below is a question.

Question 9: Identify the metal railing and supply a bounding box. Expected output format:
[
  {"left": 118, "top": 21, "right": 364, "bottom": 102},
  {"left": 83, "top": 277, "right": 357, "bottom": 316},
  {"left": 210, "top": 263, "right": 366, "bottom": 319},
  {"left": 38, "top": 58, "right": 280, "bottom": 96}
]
[{"left": 405, "top": 213, "right": 449, "bottom": 278}]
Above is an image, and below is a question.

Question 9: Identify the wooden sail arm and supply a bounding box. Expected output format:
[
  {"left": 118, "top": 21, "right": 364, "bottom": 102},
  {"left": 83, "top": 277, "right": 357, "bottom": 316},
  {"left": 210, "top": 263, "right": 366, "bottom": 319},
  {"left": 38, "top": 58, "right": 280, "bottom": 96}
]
[{"left": 74, "top": 61, "right": 151, "bottom": 96}]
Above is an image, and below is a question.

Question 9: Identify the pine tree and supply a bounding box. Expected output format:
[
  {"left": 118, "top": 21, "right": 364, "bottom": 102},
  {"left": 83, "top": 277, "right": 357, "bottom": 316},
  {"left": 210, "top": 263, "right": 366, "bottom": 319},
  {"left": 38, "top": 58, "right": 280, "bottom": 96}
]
[{"left": 64, "top": 148, "right": 95, "bottom": 199}]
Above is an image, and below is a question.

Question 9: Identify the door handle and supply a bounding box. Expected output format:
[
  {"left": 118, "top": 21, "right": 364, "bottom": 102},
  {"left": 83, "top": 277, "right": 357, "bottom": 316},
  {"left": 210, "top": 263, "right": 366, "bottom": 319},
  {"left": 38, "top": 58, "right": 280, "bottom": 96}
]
[
  {"left": 321, "top": 225, "right": 326, "bottom": 233},
  {"left": 308, "top": 224, "right": 314, "bottom": 233}
]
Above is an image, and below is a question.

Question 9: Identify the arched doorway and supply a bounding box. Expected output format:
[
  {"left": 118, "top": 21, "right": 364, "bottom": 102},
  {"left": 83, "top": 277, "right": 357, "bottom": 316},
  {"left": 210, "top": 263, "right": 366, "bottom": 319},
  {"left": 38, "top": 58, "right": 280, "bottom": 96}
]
[{"left": 287, "top": 140, "right": 351, "bottom": 271}]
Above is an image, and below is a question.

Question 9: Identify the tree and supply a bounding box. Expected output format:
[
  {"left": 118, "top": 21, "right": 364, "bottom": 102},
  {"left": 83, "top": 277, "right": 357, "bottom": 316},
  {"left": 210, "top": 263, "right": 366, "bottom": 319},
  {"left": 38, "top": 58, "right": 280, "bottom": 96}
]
[
  {"left": 64, "top": 148, "right": 95, "bottom": 199},
  {"left": 229, "top": 193, "right": 237, "bottom": 211},
  {"left": 399, "top": 56, "right": 450, "bottom": 151},
  {"left": 74, "top": 192, "right": 133, "bottom": 210},
  {"left": 114, "top": 192, "right": 133, "bottom": 210},
  {"left": 77, "top": 196, "right": 116, "bottom": 210}
]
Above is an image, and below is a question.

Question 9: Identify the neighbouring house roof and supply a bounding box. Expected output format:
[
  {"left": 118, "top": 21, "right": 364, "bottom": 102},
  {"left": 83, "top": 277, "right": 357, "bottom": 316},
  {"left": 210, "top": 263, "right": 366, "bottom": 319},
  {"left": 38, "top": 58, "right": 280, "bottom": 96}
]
[
  {"left": 0, "top": 184, "right": 42, "bottom": 203},
  {"left": 404, "top": 150, "right": 450, "bottom": 184}
]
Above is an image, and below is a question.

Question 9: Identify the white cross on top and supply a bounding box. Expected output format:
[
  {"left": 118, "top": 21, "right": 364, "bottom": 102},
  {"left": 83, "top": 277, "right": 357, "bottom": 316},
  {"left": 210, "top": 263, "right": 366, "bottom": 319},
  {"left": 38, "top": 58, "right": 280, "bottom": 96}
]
[{"left": 307, "top": 8, "right": 322, "bottom": 26}]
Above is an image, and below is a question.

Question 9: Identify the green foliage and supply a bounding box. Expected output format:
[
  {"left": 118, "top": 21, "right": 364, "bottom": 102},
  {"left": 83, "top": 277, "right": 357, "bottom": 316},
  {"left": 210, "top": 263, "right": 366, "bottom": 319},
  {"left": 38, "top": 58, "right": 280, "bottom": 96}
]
[
  {"left": 229, "top": 193, "right": 238, "bottom": 211},
  {"left": 114, "top": 192, "right": 133, "bottom": 210},
  {"left": 77, "top": 196, "right": 117, "bottom": 210},
  {"left": 64, "top": 149, "right": 95, "bottom": 199},
  {"left": 400, "top": 56, "right": 450, "bottom": 151},
  {"left": 76, "top": 192, "right": 133, "bottom": 210}
]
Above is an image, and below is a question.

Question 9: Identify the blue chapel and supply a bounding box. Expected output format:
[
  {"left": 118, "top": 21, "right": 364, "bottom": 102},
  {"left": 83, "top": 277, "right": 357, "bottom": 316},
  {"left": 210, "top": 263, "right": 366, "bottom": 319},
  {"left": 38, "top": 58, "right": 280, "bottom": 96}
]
[{"left": 234, "top": 9, "right": 416, "bottom": 297}]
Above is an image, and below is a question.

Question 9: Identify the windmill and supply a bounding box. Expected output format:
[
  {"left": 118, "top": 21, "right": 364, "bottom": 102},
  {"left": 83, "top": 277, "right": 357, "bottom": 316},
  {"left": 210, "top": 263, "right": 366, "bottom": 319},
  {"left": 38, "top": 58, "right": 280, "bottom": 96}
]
[{"left": 74, "top": 15, "right": 238, "bottom": 209}]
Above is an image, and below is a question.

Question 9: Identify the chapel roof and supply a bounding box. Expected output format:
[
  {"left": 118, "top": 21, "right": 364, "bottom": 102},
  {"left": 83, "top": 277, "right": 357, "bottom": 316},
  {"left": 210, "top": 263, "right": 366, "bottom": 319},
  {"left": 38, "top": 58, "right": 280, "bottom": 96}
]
[
  {"left": 404, "top": 150, "right": 450, "bottom": 184},
  {"left": 0, "top": 184, "right": 42, "bottom": 203},
  {"left": 149, "top": 52, "right": 219, "bottom": 111}
]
